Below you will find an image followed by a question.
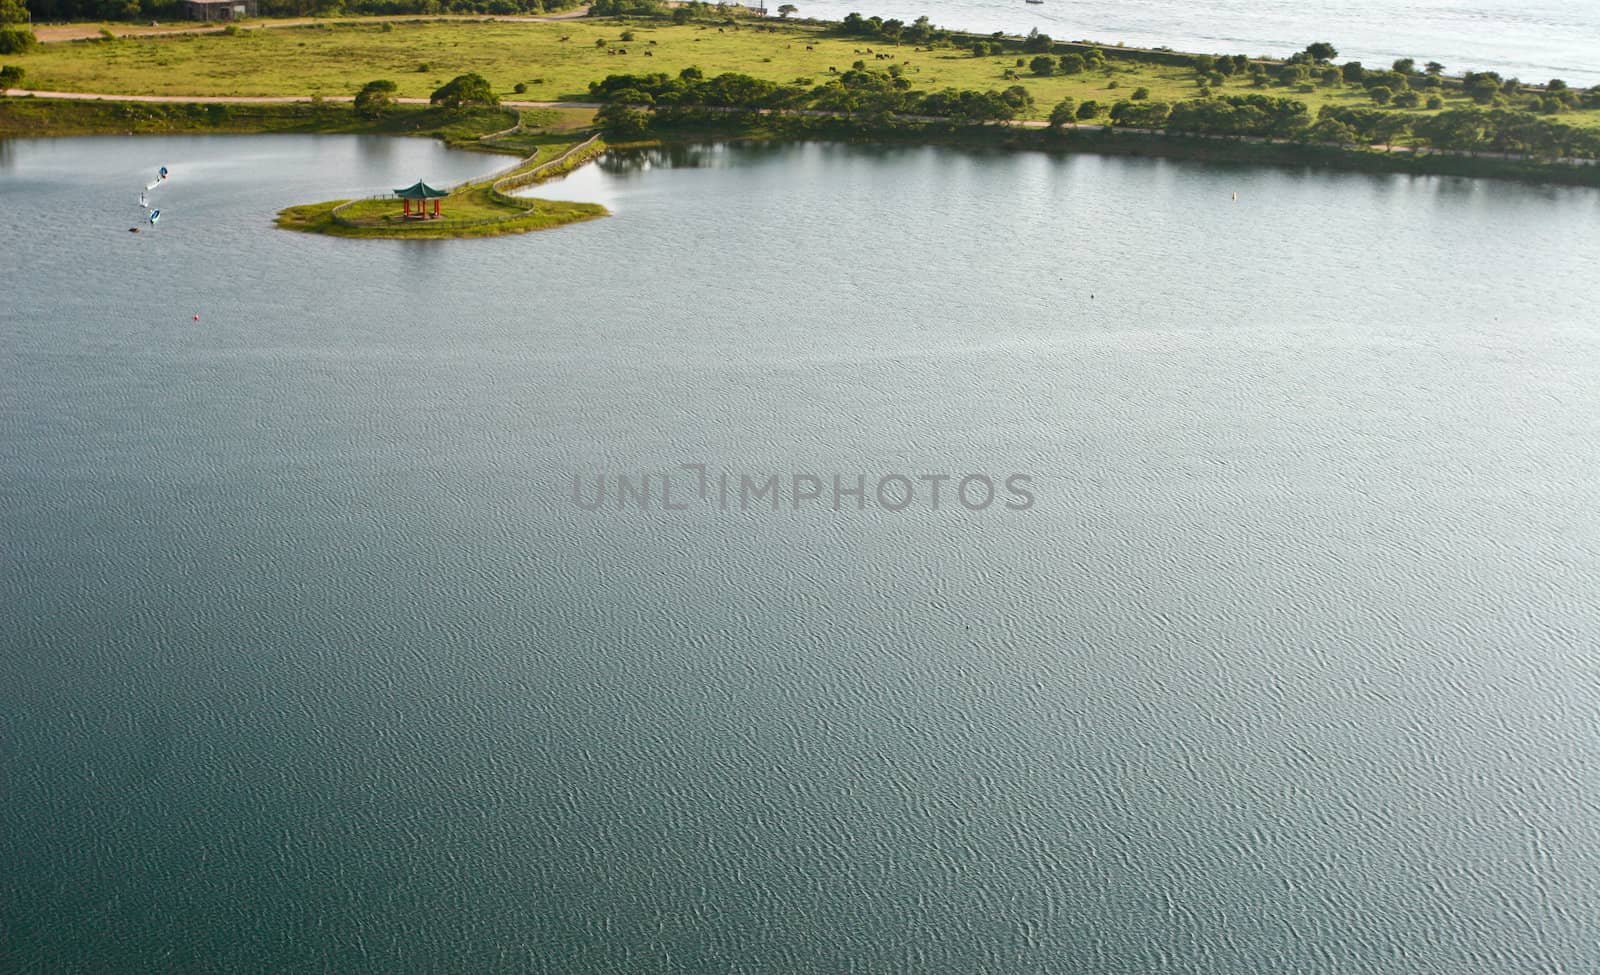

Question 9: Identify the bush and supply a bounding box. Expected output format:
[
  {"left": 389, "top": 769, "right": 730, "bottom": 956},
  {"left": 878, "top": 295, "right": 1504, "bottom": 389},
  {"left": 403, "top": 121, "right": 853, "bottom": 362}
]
[
  {"left": 1392, "top": 90, "right": 1420, "bottom": 108},
  {"left": 1369, "top": 86, "right": 1392, "bottom": 104},
  {"left": 0, "top": 64, "right": 23, "bottom": 91},
  {"left": 1076, "top": 99, "right": 1101, "bottom": 120},
  {"left": 430, "top": 72, "right": 498, "bottom": 110},
  {"left": 354, "top": 79, "right": 397, "bottom": 119},
  {"left": 1058, "top": 53, "right": 1085, "bottom": 74},
  {"left": 1425, "top": 94, "right": 1443, "bottom": 110},
  {"left": 513, "top": 81, "right": 527, "bottom": 93},
  {"left": 1029, "top": 55, "right": 1055, "bottom": 76},
  {"left": 1131, "top": 86, "right": 1148, "bottom": 100},
  {"left": 0, "top": 28, "right": 38, "bottom": 55},
  {"left": 1048, "top": 96, "right": 1077, "bottom": 128}
]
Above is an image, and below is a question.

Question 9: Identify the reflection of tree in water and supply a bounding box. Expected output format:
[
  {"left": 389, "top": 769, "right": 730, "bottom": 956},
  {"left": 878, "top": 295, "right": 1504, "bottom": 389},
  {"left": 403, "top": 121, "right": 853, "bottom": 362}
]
[
  {"left": 0, "top": 138, "right": 14, "bottom": 173},
  {"left": 596, "top": 140, "right": 803, "bottom": 176}
]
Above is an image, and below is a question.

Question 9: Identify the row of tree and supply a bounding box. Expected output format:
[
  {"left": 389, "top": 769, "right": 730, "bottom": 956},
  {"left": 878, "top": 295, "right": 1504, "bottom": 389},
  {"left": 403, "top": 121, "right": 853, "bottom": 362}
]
[
  {"left": 1044, "top": 94, "right": 1600, "bottom": 159},
  {"left": 589, "top": 67, "right": 1600, "bottom": 160},
  {"left": 591, "top": 67, "right": 1038, "bottom": 135}
]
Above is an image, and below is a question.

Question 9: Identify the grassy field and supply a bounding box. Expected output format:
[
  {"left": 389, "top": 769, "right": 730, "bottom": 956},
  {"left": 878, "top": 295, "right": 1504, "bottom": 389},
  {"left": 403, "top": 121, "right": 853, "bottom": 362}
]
[{"left": 10, "top": 17, "right": 1597, "bottom": 127}]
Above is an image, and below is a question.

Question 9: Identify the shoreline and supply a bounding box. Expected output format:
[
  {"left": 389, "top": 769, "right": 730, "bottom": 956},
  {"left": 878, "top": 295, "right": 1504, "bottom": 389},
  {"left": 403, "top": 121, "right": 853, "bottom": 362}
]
[{"left": 4, "top": 9, "right": 1598, "bottom": 191}]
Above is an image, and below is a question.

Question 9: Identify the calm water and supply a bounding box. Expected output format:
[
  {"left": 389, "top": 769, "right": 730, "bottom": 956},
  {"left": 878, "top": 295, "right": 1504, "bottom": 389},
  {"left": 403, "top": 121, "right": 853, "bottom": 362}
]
[
  {"left": 795, "top": 0, "right": 1600, "bottom": 87},
  {"left": 3, "top": 135, "right": 1600, "bottom": 974}
]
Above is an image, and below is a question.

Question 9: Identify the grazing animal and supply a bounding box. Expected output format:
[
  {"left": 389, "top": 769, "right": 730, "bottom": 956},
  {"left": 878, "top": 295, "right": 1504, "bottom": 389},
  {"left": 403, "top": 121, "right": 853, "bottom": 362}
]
[
  {"left": 829, "top": 66, "right": 838, "bottom": 72},
  {"left": 805, "top": 44, "right": 813, "bottom": 50},
  {"left": 644, "top": 50, "right": 653, "bottom": 56},
  {"left": 558, "top": 35, "right": 569, "bottom": 41}
]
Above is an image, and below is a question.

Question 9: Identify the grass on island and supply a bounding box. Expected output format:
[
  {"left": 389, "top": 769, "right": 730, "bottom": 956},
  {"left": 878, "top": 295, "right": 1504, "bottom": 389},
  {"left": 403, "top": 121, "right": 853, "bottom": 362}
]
[
  {"left": 11, "top": 16, "right": 1599, "bottom": 128},
  {"left": 275, "top": 116, "right": 607, "bottom": 239},
  {"left": 276, "top": 192, "right": 606, "bottom": 238}
]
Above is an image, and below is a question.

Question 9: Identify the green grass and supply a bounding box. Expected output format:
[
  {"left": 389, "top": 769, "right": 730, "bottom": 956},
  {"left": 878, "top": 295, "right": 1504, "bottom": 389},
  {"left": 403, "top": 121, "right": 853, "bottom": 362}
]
[
  {"left": 12, "top": 17, "right": 1597, "bottom": 127},
  {"left": 276, "top": 192, "right": 606, "bottom": 238}
]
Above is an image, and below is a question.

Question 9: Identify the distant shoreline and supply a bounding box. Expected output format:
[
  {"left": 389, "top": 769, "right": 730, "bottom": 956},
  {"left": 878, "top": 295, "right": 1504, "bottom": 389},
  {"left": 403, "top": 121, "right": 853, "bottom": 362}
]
[{"left": 3, "top": 11, "right": 1598, "bottom": 188}]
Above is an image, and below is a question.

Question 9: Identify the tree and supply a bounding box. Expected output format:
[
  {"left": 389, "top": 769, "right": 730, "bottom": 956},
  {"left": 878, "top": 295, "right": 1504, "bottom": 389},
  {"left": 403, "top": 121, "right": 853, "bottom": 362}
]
[
  {"left": 1001, "top": 84, "right": 1034, "bottom": 116},
  {"left": 1048, "top": 96, "right": 1077, "bottom": 128},
  {"left": 1058, "top": 53, "right": 1085, "bottom": 74},
  {"left": 1319, "top": 66, "right": 1342, "bottom": 87},
  {"left": 0, "top": 63, "right": 22, "bottom": 93},
  {"left": 1341, "top": 61, "right": 1364, "bottom": 83},
  {"left": 777, "top": 3, "right": 797, "bottom": 17},
  {"left": 353, "top": 79, "right": 397, "bottom": 119},
  {"left": 1021, "top": 28, "right": 1052, "bottom": 53},
  {"left": 1305, "top": 117, "right": 1359, "bottom": 146},
  {"left": 1392, "top": 90, "right": 1420, "bottom": 108},
  {"left": 0, "top": 27, "right": 34, "bottom": 54},
  {"left": 1075, "top": 99, "right": 1101, "bottom": 120},
  {"left": 1463, "top": 71, "right": 1502, "bottom": 103},
  {"left": 0, "top": 0, "right": 28, "bottom": 23},
  {"left": 1425, "top": 61, "right": 1445, "bottom": 76},
  {"left": 1393, "top": 58, "right": 1415, "bottom": 75},
  {"left": 597, "top": 100, "right": 651, "bottom": 138},
  {"left": 1369, "top": 86, "right": 1392, "bottom": 105},
  {"left": 1029, "top": 55, "right": 1055, "bottom": 77},
  {"left": 430, "top": 73, "right": 498, "bottom": 110},
  {"left": 1305, "top": 42, "right": 1338, "bottom": 62}
]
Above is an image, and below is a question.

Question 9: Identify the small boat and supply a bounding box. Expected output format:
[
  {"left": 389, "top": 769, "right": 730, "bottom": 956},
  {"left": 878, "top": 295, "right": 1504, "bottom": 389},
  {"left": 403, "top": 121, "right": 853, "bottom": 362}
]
[
  {"left": 1025, "top": 1, "right": 1043, "bottom": 5},
  {"left": 159, "top": 166, "right": 169, "bottom": 180},
  {"left": 149, "top": 209, "right": 161, "bottom": 224}
]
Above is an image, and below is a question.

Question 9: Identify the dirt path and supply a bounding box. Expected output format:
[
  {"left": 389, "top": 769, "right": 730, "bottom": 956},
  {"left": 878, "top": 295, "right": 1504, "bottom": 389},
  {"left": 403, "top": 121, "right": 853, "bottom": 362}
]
[
  {"left": 3, "top": 88, "right": 603, "bottom": 108},
  {"left": 30, "top": 8, "right": 590, "bottom": 43}
]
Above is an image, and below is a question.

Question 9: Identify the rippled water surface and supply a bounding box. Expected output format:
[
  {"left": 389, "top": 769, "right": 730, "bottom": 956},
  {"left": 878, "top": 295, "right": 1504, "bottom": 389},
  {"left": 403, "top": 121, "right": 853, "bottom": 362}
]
[
  {"left": 795, "top": 0, "right": 1600, "bottom": 86},
  {"left": 3, "top": 135, "right": 1600, "bottom": 973}
]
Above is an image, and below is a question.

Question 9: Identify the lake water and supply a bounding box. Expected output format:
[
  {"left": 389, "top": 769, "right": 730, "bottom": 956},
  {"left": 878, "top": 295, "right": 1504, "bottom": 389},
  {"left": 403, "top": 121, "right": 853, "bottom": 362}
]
[
  {"left": 3, "top": 134, "right": 1599, "bottom": 974},
  {"left": 794, "top": 0, "right": 1600, "bottom": 87}
]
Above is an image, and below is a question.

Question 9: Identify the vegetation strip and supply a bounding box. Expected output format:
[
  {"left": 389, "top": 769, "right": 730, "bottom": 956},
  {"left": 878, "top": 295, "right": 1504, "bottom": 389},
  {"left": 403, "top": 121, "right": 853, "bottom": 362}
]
[{"left": 5, "top": 7, "right": 1600, "bottom": 184}]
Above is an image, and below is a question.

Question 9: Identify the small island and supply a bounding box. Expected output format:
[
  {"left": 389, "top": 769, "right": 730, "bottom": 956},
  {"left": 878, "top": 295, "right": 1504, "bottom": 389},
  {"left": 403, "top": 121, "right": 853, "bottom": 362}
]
[{"left": 275, "top": 96, "right": 608, "bottom": 239}]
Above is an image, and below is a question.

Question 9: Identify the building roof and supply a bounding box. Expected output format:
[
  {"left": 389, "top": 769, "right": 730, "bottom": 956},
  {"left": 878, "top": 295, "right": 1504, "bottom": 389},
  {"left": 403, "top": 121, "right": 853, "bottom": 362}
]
[{"left": 394, "top": 181, "right": 449, "bottom": 199}]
